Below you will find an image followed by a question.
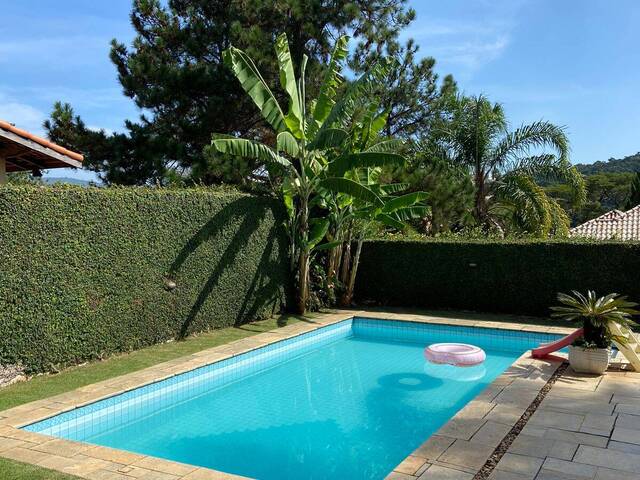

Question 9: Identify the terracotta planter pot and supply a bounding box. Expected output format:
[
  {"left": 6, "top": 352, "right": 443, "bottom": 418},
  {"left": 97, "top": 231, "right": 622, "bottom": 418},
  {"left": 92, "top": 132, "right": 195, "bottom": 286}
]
[{"left": 568, "top": 345, "right": 610, "bottom": 375}]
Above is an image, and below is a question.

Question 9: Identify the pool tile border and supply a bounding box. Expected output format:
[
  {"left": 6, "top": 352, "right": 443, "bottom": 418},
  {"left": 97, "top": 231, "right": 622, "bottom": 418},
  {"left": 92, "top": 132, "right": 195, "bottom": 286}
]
[{"left": 0, "top": 310, "right": 573, "bottom": 480}]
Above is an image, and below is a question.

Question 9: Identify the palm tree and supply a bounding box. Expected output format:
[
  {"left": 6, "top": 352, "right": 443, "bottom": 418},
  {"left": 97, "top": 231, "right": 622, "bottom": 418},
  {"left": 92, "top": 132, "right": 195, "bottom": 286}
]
[
  {"left": 210, "top": 34, "right": 406, "bottom": 313},
  {"left": 433, "top": 95, "right": 585, "bottom": 236}
]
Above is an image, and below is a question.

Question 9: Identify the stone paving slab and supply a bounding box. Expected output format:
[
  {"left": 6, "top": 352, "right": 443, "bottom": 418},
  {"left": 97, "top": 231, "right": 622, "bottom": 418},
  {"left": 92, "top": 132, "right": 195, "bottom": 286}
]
[
  {"left": 0, "top": 309, "right": 586, "bottom": 480},
  {"left": 489, "top": 367, "right": 640, "bottom": 480}
]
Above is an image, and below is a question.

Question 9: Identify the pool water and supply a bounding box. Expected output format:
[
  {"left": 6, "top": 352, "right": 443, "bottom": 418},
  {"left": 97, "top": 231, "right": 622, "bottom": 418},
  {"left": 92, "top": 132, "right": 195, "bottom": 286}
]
[{"left": 25, "top": 319, "right": 559, "bottom": 479}]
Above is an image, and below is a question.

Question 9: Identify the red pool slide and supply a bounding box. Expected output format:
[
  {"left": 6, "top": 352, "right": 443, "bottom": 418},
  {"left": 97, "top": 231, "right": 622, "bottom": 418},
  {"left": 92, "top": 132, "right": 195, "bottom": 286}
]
[{"left": 531, "top": 328, "right": 583, "bottom": 358}]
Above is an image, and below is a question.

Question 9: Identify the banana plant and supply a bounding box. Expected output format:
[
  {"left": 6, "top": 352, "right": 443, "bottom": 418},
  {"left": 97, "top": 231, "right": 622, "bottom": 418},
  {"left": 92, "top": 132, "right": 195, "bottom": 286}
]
[
  {"left": 332, "top": 168, "right": 430, "bottom": 306},
  {"left": 317, "top": 106, "right": 429, "bottom": 305},
  {"left": 210, "top": 33, "right": 405, "bottom": 314}
]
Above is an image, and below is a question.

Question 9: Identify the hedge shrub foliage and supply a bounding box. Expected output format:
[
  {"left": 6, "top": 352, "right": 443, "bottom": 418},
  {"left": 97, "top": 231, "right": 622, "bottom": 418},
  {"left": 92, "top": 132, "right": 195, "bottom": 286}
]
[
  {"left": 0, "top": 185, "right": 291, "bottom": 372},
  {"left": 356, "top": 239, "right": 640, "bottom": 317}
]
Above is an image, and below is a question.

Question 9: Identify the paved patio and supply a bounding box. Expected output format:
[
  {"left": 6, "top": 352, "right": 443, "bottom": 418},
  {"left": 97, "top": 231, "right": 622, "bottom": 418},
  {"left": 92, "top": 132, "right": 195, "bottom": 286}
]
[{"left": 388, "top": 365, "right": 640, "bottom": 480}]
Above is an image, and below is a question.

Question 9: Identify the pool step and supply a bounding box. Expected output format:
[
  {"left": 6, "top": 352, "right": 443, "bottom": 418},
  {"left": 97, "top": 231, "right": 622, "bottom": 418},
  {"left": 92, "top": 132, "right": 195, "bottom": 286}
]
[{"left": 609, "top": 323, "right": 640, "bottom": 371}]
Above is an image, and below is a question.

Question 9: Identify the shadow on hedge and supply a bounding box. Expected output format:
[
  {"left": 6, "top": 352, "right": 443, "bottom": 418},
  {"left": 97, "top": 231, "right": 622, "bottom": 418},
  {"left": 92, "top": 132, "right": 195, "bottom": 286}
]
[{"left": 169, "top": 197, "right": 290, "bottom": 339}]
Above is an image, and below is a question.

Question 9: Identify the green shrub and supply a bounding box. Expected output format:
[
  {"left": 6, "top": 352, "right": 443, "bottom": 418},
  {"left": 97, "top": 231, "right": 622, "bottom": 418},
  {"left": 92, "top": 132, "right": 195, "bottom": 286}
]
[
  {"left": 355, "top": 238, "right": 640, "bottom": 317},
  {"left": 0, "top": 185, "right": 292, "bottom": 372}
]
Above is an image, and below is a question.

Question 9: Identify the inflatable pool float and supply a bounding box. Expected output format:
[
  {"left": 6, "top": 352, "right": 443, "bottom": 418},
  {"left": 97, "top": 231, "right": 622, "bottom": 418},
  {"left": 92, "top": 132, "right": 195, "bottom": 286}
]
[{"left": 424, "top": 343, "right": 486, "bottom": 367}]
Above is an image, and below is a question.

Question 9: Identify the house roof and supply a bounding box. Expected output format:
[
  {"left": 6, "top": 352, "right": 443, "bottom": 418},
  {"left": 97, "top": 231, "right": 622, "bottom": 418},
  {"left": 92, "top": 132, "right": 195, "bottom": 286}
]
[
  {"left": 0, "top": 120, "right": 83, "bottom": 172},
  {"left": 570, "top": 205, "right": 640, "bottom": 240}
]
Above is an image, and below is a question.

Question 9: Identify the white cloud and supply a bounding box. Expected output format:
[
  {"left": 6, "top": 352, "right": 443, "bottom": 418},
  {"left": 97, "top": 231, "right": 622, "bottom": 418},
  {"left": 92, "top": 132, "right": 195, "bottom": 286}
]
[
  {"left": 428, "top": 36, "right": 510, "bottom": 69},
  {"left": 404, "top": 0, "right": 529, "bottom": 72},
  {"left": 404, "top": 20, "right": 504, "bottom": 39},
  {"left": 0, "top": 95, "right": 46, "bottom": 134}
]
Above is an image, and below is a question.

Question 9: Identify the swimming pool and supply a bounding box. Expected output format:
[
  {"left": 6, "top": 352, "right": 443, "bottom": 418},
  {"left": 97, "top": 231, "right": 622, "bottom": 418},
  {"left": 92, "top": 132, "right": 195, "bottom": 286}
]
[{"left": 23, "top": 318, "right": 560, "bottom": 479}]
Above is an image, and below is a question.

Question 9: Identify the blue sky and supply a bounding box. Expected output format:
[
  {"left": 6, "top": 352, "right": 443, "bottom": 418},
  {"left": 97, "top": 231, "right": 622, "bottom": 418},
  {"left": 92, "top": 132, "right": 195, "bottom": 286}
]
[{"left": 1, "top": 0, "right": 639, "bottom": 181}]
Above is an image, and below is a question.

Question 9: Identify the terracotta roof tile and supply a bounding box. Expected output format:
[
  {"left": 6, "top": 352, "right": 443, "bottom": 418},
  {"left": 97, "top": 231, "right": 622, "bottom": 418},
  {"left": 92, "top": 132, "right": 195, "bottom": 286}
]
[
  {"left": 0, "top": 119, "right": 83, "bottom": 162},
  {"left": 570, "top": 205, "right": 640, "bottom": 240}
]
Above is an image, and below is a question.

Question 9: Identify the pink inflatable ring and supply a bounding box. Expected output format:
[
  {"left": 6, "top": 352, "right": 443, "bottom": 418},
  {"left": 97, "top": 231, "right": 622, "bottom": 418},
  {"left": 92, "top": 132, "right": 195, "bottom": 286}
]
[{"left": 424, "top": 343, "right": 486, "bottom": 367}]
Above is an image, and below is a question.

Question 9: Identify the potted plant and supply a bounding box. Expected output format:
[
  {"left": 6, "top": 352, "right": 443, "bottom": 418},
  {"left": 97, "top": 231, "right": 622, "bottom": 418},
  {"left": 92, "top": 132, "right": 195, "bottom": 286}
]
[{"left": 551, "top": 291, "right": 638, "bottom": 375}]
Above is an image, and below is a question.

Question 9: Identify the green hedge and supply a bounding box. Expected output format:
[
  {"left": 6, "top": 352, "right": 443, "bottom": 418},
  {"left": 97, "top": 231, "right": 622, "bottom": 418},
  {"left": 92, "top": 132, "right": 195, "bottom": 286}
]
[
  {"left": 0, "top": 186, "right": 292, "bottom": 372},
  {"left": 355, "top": 239, "right": 640, "bottom": 317}
]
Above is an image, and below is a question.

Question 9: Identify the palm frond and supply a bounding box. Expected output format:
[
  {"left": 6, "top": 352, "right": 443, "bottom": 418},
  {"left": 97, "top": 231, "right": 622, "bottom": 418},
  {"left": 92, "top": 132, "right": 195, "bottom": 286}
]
[
  {"left": 509, "top": 154, "right": 586, "bottom": 207},
  {"left": 491, "top": 121, "right": 569, "bottom": 169}
]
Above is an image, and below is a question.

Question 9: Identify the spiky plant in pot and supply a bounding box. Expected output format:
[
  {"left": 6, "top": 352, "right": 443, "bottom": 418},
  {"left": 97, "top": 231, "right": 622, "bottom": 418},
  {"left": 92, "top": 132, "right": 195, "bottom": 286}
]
[{"left": 551, "top": 291, "right": 638, "bottom": 374}]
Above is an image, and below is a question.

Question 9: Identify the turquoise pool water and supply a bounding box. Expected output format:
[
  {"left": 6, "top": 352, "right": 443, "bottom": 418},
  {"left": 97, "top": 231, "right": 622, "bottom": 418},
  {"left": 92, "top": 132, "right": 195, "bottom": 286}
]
[{"left": 24, "top": 318, "right": 559, "bottom": 479}]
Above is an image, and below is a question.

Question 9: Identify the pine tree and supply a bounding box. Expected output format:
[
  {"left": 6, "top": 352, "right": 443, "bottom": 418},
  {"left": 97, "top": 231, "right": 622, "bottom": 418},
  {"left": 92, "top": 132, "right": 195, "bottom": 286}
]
[{"left": 46, "top": 0, "right": 415, "bottom": 185}]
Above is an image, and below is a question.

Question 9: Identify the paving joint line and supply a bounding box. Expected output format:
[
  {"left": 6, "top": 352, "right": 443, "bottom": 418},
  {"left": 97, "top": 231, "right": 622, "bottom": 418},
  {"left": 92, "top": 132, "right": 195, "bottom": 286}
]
[{"left": 473, "top": 361, "right": 570, "bottom": 480}]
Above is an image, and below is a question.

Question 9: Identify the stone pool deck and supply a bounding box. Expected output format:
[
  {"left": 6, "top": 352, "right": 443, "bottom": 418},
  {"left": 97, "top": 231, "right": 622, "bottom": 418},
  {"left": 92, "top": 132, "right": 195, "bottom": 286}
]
[{"left": 0, "top": 310, "right": 637, "bottom": 480}]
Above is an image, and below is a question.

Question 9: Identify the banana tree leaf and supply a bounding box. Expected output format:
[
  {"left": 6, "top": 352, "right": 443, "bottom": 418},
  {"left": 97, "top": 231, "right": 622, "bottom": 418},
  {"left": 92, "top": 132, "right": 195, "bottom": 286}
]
[
  {"left": 376, "top": 214, "right": 406, "bottom": 230},
  {"left": 313, "top": 240, "right": 342, "bottom": 252},
  {"left": 319, "top": 177, "right": 384, "bottom": 207},
  {"left": 370, "top": 110, "right": 389, "bottom": 138},
  {"left": 382, "top": 192, "right": 429, "bottom": 213},
  {"left": 212, "top": 138, "right": 292, "bottom": 169},
  {"left": 277, "top": 131, "right": 299, "bottom": 157},
  {"left": 329, "top": 152, "right": 405, "bottom": 176},
  {"left": 275, "top": 33, "right": 303, "bottom": 137},
  {"left": 391, "top": 206, "right": 431, "bottom": 221},
  {"left": 223, "top": 47, "right": 286, "bottom": 133},
  {"left": 379, "top": 183, "right": 410, "bottom": 194},
  {"left": 308, "top": 128, "right": 349, "bottom": 151},
  {"left": 366, "top": 139, "right": 405, "bottom": 154},
  {"left": 307, "top": 218, "right": 330, "bottom": 249},
  {"left": 320, "top": 58, "right": 394, "bottom": 133},
  {"left": 311, "top": 35, "right": 349, "bottom": 131}
]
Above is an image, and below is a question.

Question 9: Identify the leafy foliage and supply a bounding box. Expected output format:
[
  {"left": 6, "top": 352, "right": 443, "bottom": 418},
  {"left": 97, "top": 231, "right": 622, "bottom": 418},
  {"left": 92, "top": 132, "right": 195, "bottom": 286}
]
[
  {"left": 0, "top": 185, "right": 291, "bottom": 372},
  {"left": 355, "top": 239, "right": 640, "bottom": 317},
  {"left": 384, "top": 155, "right": 475, "bottom": 234},
  {"left": 429, "top": 94, "right": 585, "bottom": 236},
  {"left": 626, "top": 172, "right": 640, "bottom": 209},
  {"left": 576, "top": 152, "right": 640, "bottom": 175},
  {"left": 552, "top": 291, "right": 639, "bottom": 348},
  {"left": 210, "top": 33, "right": 419, "bottom": 313},
  {"left": 545, "top": 172, "right": 636, "bottom": 225},
  {"left": 45, "top": 0, "right": 416, "bottom": 185}
]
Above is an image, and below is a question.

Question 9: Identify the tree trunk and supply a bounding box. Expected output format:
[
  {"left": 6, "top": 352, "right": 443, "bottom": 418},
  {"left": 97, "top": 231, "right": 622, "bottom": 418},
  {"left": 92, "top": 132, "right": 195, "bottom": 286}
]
[
  {"left": 340, "top": 237, "right": 364, "bottom": 307},
  {"left": 474, "top": 169, "right": 487, "bottom": 224},
  {"left": 327, "top": 242, "right": 342, "bottom": 284},
  {"left": 297, "top": 249, "right": 310, "bottom": 314},
  {"left": 339, "top": 240, "right": 351, "bottom": 285},
  {"left": 296, "top": 194, "right": 309, "bottom": 314}
]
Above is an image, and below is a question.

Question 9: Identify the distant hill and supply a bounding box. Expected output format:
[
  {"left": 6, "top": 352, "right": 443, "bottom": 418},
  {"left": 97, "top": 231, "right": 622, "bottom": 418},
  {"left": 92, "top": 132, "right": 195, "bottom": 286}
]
[
  {"left": 43, "top": 177, "right": 92, "bottom": 186},
  {"left": 576, "top": 152, "right": 640, "bottom": 175}
]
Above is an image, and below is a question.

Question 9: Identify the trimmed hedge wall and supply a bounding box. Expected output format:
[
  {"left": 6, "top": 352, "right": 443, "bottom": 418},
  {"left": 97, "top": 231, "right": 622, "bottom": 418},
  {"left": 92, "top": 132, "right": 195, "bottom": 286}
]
[
  {"left": 355, "top": 239, "right": 640, "bottom": 317},
  {"left": 0, "top": 186, "right": 292, "bottom": 372}
]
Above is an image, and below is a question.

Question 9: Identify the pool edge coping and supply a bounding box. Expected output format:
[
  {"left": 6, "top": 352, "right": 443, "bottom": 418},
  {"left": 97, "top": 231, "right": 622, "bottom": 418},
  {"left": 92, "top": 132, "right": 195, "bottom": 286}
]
[{"left": 0, "top": 310, "right": 572, "bottom": 480}]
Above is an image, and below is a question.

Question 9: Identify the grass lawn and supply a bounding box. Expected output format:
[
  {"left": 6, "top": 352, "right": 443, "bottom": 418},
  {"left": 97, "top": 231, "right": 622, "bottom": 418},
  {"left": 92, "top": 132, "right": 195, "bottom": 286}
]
[
  {"left": 0, "top": 459, "right": 82, "bottom": 480},
  {"left": 0, "top": 313, "right": 307, "bottom": 480}
]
